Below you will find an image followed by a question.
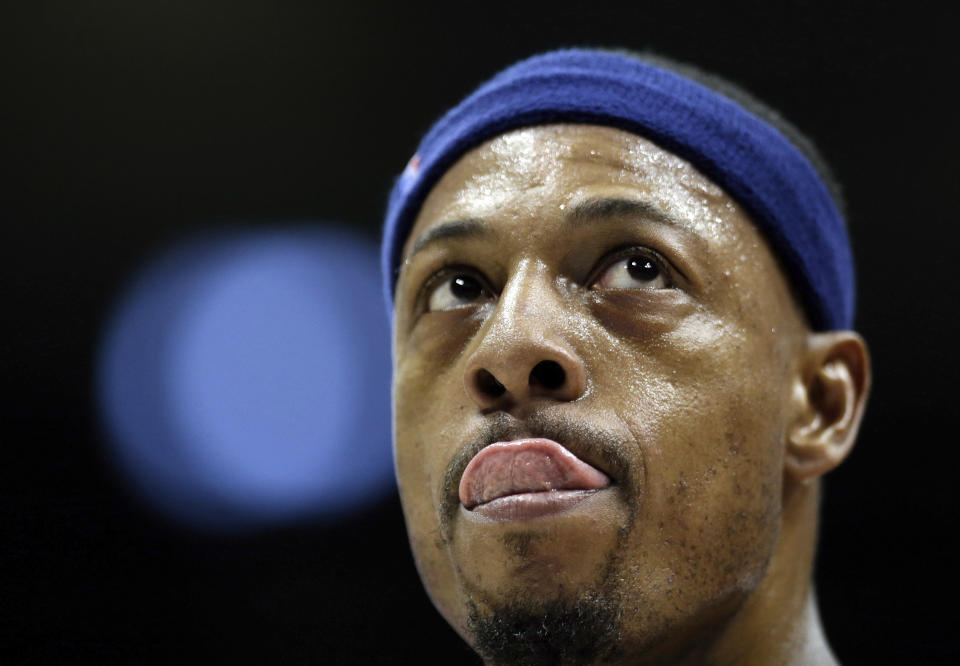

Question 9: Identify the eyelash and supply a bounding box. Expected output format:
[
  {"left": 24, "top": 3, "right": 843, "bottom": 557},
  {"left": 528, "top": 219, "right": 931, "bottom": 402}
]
[
  {"left": 585, "top": 245, "right": 675, "bottom": 288},
  {"left": 417, "top": 245, "right": 678, "bottom": 312},
  {"left": 418, "top": 264, "right": 493, "bottom": 307}
]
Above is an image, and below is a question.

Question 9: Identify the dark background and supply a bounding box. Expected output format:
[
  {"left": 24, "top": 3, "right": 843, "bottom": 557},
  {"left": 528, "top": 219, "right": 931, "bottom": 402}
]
[{"left": 5, "top": 1, "right": 956, "bottom": 664}]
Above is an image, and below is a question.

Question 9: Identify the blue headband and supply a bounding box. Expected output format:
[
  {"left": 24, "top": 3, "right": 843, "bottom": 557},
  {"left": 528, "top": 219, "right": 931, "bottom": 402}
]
[{"left": 382, "top": 49, "right": 854, "bottom": 330}]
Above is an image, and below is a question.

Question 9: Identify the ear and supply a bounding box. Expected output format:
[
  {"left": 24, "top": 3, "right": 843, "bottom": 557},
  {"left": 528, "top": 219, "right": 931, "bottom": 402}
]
[{"left": 786, "top": 330, "right": 871, "bottom": 481}]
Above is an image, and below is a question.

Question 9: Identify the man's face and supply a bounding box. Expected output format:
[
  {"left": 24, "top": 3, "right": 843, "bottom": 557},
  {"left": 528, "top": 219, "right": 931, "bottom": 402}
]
[{"left": 392, "top": 125, "right": 811, "bottom": 662}]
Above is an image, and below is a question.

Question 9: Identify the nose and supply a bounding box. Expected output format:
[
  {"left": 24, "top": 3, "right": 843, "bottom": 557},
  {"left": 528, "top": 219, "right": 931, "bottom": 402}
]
[{"left": 463, "top": 269, "right": 587, "bottom": 410}]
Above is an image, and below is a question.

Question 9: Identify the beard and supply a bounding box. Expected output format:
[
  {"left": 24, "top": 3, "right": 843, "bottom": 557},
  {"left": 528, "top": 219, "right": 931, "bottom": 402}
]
[
  {"left": 467, "top": 589, "right": 624, "bottom": 666},
  {"left": 448, "top": 410, "right": 639, "bottom": 664}
]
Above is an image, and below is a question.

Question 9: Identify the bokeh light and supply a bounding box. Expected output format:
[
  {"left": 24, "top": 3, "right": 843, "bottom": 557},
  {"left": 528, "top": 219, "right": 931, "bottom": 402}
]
[{"left": 97, "top": 226, "right": 393, "bottom": 531}]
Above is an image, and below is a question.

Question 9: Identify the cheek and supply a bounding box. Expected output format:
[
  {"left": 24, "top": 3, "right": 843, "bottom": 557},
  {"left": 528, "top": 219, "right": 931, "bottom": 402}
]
[
  {"left": 393, "top": 312, "right": 490, "bottom": 616},
  {"left": 403, "top": 305, "right": 489, "bottom": 363},
  {"left": 393, "top": 368, "right": 460, "bottom": 511},
  {"left": 393, "top": 310, "right": 483, "bottom": 463},
  {"left": 393, "top": 305, "right": 489, "bottom": 492},
  {"left": 639, "top": 387, "right": 784, "bottom": 552},
  {"left": 393, "top": 365, "right": 472, "bottom": 631},
  {"left": 602, "top": 317, "right": 789, "bottom": 601}
]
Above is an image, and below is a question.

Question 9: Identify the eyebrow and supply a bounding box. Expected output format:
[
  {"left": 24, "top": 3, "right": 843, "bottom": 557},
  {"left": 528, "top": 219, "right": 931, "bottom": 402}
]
[
  {"left": 405, "top": 218, "right": 489, "bottom": 260},
  {"left": 404, "top": 197, "right": 693, "bottom": 262},
  {"left": 567, "top": 197, "right": 683, "bottom": 228}
]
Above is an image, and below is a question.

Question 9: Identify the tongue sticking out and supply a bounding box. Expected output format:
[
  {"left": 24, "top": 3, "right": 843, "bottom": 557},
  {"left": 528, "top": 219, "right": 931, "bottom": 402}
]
[{"left": 459, "top": 438, "right": 611, "bottom": 509}]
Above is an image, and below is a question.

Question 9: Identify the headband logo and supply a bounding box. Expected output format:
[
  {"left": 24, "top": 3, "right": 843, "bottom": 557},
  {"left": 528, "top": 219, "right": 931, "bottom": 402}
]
[{"left": 402, "top": 154, "right": 421, "bottom": 181}]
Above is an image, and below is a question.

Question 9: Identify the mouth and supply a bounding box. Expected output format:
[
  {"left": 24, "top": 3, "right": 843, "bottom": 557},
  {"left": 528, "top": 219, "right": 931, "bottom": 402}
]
[{"left": 459, "top": 438, "right": 612, "bottom": 521}]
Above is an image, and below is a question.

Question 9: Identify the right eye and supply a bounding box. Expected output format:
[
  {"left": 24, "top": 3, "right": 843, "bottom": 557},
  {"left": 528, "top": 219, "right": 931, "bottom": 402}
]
[{"left": 426, "top": 272, "right": 492, "bottom": 311}]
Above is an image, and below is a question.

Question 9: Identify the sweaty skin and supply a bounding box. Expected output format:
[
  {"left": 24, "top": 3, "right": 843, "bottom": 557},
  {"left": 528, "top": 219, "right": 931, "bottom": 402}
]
[{"left": 392, "top": 125, "right": 869, "bottom": 665}]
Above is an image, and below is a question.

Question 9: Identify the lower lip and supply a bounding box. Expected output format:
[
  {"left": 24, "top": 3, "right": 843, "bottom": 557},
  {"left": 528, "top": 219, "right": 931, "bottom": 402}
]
[{"left": 463, "top": 488, "right": 607, "bottom": 522}]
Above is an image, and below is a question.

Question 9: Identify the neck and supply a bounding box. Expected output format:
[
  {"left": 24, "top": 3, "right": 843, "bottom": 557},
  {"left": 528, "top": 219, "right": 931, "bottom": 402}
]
[{"left": 702, "top": 478, "right": 839, "bottom": 666}]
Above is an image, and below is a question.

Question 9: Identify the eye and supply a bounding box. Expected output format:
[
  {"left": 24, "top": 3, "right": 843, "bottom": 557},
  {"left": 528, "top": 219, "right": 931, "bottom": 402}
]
[
  {"left": 426, "top": 272, "right": 492, "bottom": 311},
  {"left": 592, "top": 250, "right": 669, "bottom": 290}
]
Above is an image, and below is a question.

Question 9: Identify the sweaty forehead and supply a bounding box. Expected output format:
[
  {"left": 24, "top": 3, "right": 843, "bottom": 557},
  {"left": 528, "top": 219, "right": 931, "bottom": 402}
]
[{"left": 405, "top": 124, "right": 744, "bottom": 258}]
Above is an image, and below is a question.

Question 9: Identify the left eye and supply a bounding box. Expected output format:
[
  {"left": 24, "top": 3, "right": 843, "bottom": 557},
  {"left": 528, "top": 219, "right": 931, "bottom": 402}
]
[{"left": 593, "top": 252, "right": 668, "bottom": 290}]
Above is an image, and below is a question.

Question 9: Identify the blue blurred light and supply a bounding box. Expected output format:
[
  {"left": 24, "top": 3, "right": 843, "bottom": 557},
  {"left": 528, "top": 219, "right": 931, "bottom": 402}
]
[{"left": 98, "top": 226, "right": 394, "bottom": 530}]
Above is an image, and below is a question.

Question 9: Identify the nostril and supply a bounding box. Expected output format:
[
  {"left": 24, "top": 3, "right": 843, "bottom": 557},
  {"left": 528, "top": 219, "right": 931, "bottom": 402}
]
[
  {"left": 475, "top": 369, "right": 506, "bottom": 398},
  {"left": 530, "top": 360, "right": 566, "bottom": 390}
]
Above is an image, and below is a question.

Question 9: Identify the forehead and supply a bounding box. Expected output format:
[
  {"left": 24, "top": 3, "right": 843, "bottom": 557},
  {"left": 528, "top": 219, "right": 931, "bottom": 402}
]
[{"left": 404, "top": 124, "right": 750, "bottom": 258}]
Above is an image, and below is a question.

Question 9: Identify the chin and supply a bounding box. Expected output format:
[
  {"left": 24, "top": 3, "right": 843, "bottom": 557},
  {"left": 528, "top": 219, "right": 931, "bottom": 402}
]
[
  {"left": 465, "top": 588, "right": 625, "bottom": 666},
  {"left": 446, "top": 484, "right": 632, "bottom": 608}
]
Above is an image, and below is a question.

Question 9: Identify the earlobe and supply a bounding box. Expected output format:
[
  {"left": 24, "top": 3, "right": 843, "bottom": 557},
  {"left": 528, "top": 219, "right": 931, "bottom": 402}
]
[{"left": 786, "top": 331, "right": 871, "bottom": 481}]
